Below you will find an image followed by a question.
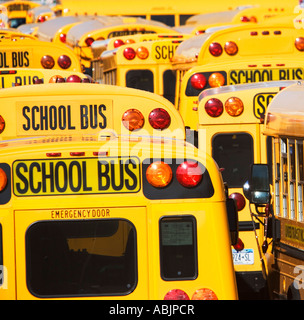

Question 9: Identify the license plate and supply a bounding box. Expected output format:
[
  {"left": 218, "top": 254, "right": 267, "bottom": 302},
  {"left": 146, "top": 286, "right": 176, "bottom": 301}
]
[
  {"left": 229, "top": 68, "right": 304, "bottom": 85},
  {"left": 232, "top": 249, "right": 254, "bottom": 265},
  {"left": 0, "top": 49, "right": 32, "bottom": 68},
  {"left": 13, "top": 157, "right": 140, "bottom": 196},
  {"left": 0, "top": 69, "right": 44, "bottom": 88},
  {"left": 16, "top": 99, "right": 113, "bottom": 136}
]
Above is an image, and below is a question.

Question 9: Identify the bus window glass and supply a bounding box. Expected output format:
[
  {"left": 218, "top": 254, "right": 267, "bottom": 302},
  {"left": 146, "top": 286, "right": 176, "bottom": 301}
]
[
  {"left": 126, "top": 70, "right": 154, "bottom": 93},
  {"left": 297, "top": 140, "right": 304, "bottom": 222},
  {"left": 212, "top": 133, "right": 254, "bottom": 188},
  {"left": 159, "top": 216, "right": 197, "bottom": 280},
  {"left": 163, "top": 70, "right": 176, "bottom": 104},
  {"left": 26, "top": 219, "right": 137, "bottom": 297},
  {"left": 281, "top": 138, "right": 288, "bottom": 218},
  {"left": 150, "top": 15, "right": 175, "bottom": 27},
  {"left": 0, "top": 225, "right": 3, "bottom": 287},
  {"left": 179, "top": 15, "right": 193, "bottom": 25},
  {"left": 289, "top": 140, "right": 296, "bottom": 219}
]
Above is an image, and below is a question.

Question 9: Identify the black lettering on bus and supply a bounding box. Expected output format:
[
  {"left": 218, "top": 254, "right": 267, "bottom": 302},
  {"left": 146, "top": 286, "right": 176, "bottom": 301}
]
[
  {"left": 89, "top": 105, "right": 98, "bottom": 129},
  {"left": 238, "top": 70, "right": 246, "bottom": 83},
  {"left": 82, "top": 161, "right": 92, "bottom": 191},
  {"left": 49, "top": 105, "right": 57, "bottom": 130},
  {"left": 111, "top": 159, "right": 124, "bottom": 191},
  {"left": 22, "top": 106, "right": 31, "bottom": 130},
  {"left": 68, "top": 161, "right": 82, "bottom": 192},
  {"left": 155, "top": 45, "right": 161, "bottom": 59},
  {"left": 67, "top": 105, "right": 76, "bottom": 129},
  {"left": 42, "top": 162, "right": 54, "bottom": 192},
  {"left": 29, "top": 162, "right": 41, "bottom": 193},
  {"left": 279, "top": 69, "right": 287, "bottom": 80},
  {"left": 261, "top": 70, "right": 272, "bottom": 81},
  {"left": 15, "top": 163, "right": 28, "bottom": 194},
  {"left": 55, "top": 161, "right": 68, "bottom": 192},
  {"left": 124, "top": 159, "right": 138, "bottom": 190},
  {"left": 229, "top": 71, "right": 238, "bottom": 84},
  {"left": 295, "top": 68, "right": 303, "bottom": 79},
  {"left": 58, "top": 105, "right": 66, "bottom": 130},
  {"left": 0, "top": 52, "right": 9, "bottom": 68},
  {"left": 80, "top": 104, "right": 88, "bottom": 129},
  {"left": 98, "top": 160, "right": 110, "bottom": 190},
  {"left": 40, "top": 105, "right": 48, "bottom": 130},
  {"left": 31, "top": 106, "right": 39, "bottom": 130},
  {"left": 99, "top": 104, "right": 107, "bottom": 129},
  {"left": 24, "top": 51, "right": 29, "bottom": 67}
]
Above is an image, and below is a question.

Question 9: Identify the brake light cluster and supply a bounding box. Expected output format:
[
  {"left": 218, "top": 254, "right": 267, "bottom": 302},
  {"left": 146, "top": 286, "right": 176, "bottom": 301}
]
[
  {"left": 209, "top": 41, "right": 238, "bottom": 57},
  {"left": 85, "top": 36, "right": 105, "bottom": 47},
  {"left": 122, "top": 108, "right": 171, "bottom": 131},
  {"left": 123, "top": 46, "right": 149, "bottom": 60},
  {"left": 190, "top": 72, "right": 226, "bottom": 92},
  {"left": 48, "top": 75, "right": 92, "bottom": 83},
  {"left": 204, "top": 97, "right": 244, "bottom": 117},
  {"left": 146, "top": 160, "right": 202, "bottom": 189},
  {"left": 164, "top": 288, "right": 217, "bottom": 300},
  {"left": 40, "top": 55, "right": 72, "bottom": 70}
]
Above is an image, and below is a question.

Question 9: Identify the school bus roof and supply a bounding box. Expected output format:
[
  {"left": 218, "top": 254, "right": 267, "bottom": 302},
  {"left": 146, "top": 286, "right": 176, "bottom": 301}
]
[
  {"left": 0, "top": 83, "right": 185, "bottom": 140},
  {"left": 36, "top": 15, "right": 101, "bottom": 42},
  {"left": 264, "top": 82, "right": 304, "bottom": 138},
  {"left": 172, "top": 24, "right": 304, "bottom": 67}
]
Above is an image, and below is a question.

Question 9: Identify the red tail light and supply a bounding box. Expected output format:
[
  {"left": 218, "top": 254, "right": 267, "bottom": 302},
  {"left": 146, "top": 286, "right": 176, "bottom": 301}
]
[
  {"left": 229, "top": 192, "right": 246, "bottom": 211},
  {"left": 233, "top": 238, "right": 244, "bottom": 251},
  {"left": 205, "top": 98, "right": 223, "bottom": 117},
  {"left": 38, "top": 15, "right": 46, "bottom": 23},
  {"left": 59, "top": 33, "right": 66, "bottom": 43},
  {"left": 114, "top": 39, "right": 124, "bottom": 48},
  {"left": 148, "top": 108, "right": 171, "bottom": 130},
  {"left": 41, "top": 55, "right": 55, "bottom": 69},
  {"left": 240, "top": 16, "right": 250, "bottom": 22},
  {"left": 58, "top": 55, "right": 72, "bottom": 69},
  {"left": 66, "top": 75, "right": 82, "bottom": 82},
  {"left": 0, "top": 168, "right": 7, "bottom": 192},
  {"left": 123, "top": 47, "right": 136, "bottom": 60},
  {"left": 209, "top": 42, "right": 223, "bottom": 56},
  {"left": 190, "top": 73, "right": 207, "bottom": 90},
  {"left": 164, "top": 289, "right": 189, "bottom": 300},
  {"left": 49, "top": 75, "right": 65, "bottom": 83},
  {"left": 176, "top": 161, "right": 203, "bottom": 188},
  {"left": 85, "top": 37, "right": 94, "bottom": 46},
  {"left": 0, "top": 115, "right": 5, "bottom": 133}
]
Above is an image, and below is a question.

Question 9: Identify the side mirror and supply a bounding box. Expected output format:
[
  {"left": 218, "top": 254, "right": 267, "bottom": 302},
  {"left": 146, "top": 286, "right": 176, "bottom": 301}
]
[
  {"left": 243, "top": 164, "right": 270, "bottom": 205},
  {"left": 226, "top": 198, "right": 239, "bottom": 246}
]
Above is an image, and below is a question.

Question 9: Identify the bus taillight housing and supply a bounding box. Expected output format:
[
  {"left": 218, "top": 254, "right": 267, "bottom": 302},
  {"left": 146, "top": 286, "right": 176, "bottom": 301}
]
[
  {"left": 136, "top": 46, "right": 149, "bottom": 59},
  {"left": 295, "top": 37, "right": 304, "bottom": 51},
  {"left": 59, "top": 33, "right": 66, "bottom": 43},
  {"left": 205, "top": 98, "right": 223, "bottom": 117},
  {"left": 0, "top": 115, "right": 5, "bottom": 133},
  {"left": 0, "top": 168, "right": 7, "bottom": 192},
  {"left": 123, "top": 47, "right": 136, "bottom": 60},
  {"left": 192, "top": 288, "right": 218, "bottom": 300},
  {"left": 225, "top": 97, "right": 244, "bottom": 116},
  {"left": 190, "top": 73, "right": 207, "bottom": 90},
  {"left": 224, "top": 41, "right": 238, "bottom": 56},
  {"left": 85, "top": 37, "right": 94, "bottom": 46},
  {"left": 122, "top": 109, "right": 145, "bottom": 131},
  {"left": 41, "top": 55, "right": 55, "bottom": 69},
  {"left": 146, "top": 161, "right": 172, "bottom": 188},
  {"left": 229, "top": 192, "right": 246, "bottom": 211},
  {"left": 176, "top": 161, "right": 203, "bottom": 188},
  {"left": 208, "top": 72, "right": 225, "bottom": 88},
  {"left": 164, "top": 289, "right": 189, "bottom": 300},
  {"left": 114, "top": 39, "right": 124, "bottom": 48},
  {"left": 58, "top": 55, "right": 72, "bottom": 69},
  {"left": 148, "top": 108, "right": 171, "bottom": 130},
  {"left": 209, "top": 42, "right": 223, "bottom": 56}
]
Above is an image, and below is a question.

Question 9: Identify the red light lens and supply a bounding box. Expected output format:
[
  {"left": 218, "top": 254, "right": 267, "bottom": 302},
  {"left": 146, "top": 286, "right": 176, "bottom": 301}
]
[
  {"left": 229, "top": 192, "right": 246, "bottom": 211},
  {"left": 0, "top": 115, "right": 5, "bottom": 133},
  {"left": 240, "top": 16, "right": 250, "bottom": 22},
  {"left": 58, "top": 55, "right": 72, "bottom": 69},
  {"left": 204, "top": 98, "right": 223, "bottom": 117},
  {"left": 85, "top": 37, "right": 94, "bottom": 46},
  {"left": 164, "top": 289, "right": 189, "bottom": 300},
  {"left": 66, "top": 75, "right": 82, "bottom": 82},
  {"left": 59, "top": 33, "right": 66, "bottom": 43},
  {"left": 123, "top": 47, "right": 136, "bottom": 60},
  {"left": 41, "top": 55, "right": 55, "bottom": 69},
  {"left": 148, "top": 108, "right": 171, "bottom": 130},
  {"left": 295, "top": 37, "right": 304, "bottom": 51},
  {"left": 233, "top": 238, "right": 244, "bottom": 251},
  {"left": 0, "top": 168, "right": 7, "bottom": 192},
  {"left": 176, "top": 161, "right": 203, "bottom": 188},
  {"left": 209, "top": 42, "right": 223, "bottom": 56},
  {"left": 114, "top": 39, "right": 124, "bottom": 48},
  {"left": 190, "top": 73, "right": 207, "bottom": 90}
]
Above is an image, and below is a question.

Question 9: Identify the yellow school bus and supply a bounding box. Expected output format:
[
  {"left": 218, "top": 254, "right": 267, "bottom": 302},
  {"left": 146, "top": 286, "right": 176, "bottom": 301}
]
[
  {"left": 176, "top": 58, "right": 304, "bottom": 131},
  {"left": 60, "top": 0, "right": 299, "bottom": 26},
  {"left": 99, "top": 35, "right": 191, "bottom": 104},
  {"left": 0, "top": 28, "right": 36, "bottom": 40},
  {"left": 65, "top": 18, "right": 178, "bottom": 72},
  {"left": 197, "top": 80, "right": 300, "bottom": 299},
  {"left": 0, "top": 67, "right": 90, "bottom": 88},
  {"left": 0, "top": 37, "right": 82, "bottom": 72},
  {"left": 0, "top": 82, "right": 185, "bottom": 141},
  {"left": 244, "top": 81, "right": 304, "bottom": 299},
  {"left": 0, "top": 0, "right": 41, "bottom": 28}
]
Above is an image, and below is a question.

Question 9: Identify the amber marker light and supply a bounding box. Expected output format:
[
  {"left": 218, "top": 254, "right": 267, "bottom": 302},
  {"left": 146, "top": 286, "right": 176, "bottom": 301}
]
[
  {"left": 41, "top": 55, "right": 55, "bottom": 69},
  {"left": 192, "top": 288, "right": 218, "bottom": 300},
  {"left": 224, "top": 41, "right": 238, "bottom": 55},
  {"left": 122, "top": 109, "right": 145, "bottom": 131},
  {"left": 295, "top": 37, "right": 304, "bottom": 51},
  {"left": 146, "top": 161, "right": 172, "bottom": 188},
  {"left": 208, "top": 73, "right": 225, "bottom": 88},
  {"left": 136, "top": 46, "right": 149, "bottom": 59},
  {"left": 225, "top": 97, "right": 244, "bottom": 116},
  {"left": 0, "top": 168, "right": 7, "bottom": 192}
]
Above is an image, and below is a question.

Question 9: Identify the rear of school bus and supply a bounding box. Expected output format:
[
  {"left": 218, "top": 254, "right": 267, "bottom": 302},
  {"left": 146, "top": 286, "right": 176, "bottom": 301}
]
[
  {"left": 0, "top": 134, "right": 238, "bottom": 300},
  {"left": 101, "top": 38, "right": 187, "bottom": 104},
  {"left": 172, "top": 24, "right": 304, "bottom": 129},
  {"left": 196, "top": 81, "right": 301, "bottom": 298},
  {"left": 0, "top": 38, "right": 82, "bottom": 73},
  {"left": 0, "top": 83, "right": 185, "bottom": 142}
]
